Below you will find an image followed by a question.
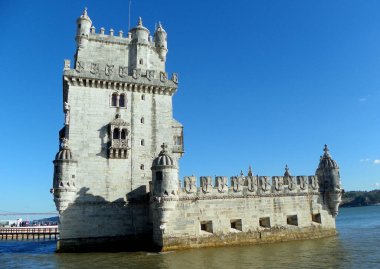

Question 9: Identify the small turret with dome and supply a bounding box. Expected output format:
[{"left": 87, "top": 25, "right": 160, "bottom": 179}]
[
  {"left": 76, "top": 7, "right": 92, "bottom": 48},
  {"left": 52, "top": 138, "right": 78, "bottom": 213},
  {"left": 316, "top": 144, "right": 343, "bottom": 217},
  {"left": 151, "top": 143, "right": 179, "bottom": 248},
  {"left": 317, "top": 144, "right": 339, "bottom": 170},
  {"left": 154, "top": 22, "right": 168, "bottom": 61},
  {"left": 130, "top": 17, "right": 150, "bottom": 44},
  {"left": 151, "top": 143, "right": 178, "bottom": 197}
]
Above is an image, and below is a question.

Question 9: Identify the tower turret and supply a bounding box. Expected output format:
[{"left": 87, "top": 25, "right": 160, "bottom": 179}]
[
  {"left": 128, "top": 17, "right": 151, "bottom": 70},
  {"left": 316, "top": 145, "right": 343, "bottom": 217},
  {"left": 130, "top": 17, "right": 150, "bottom": 44},
  {"left": 51, "top": 138, "right": 78, "bottom": 213},
  {"left": 154, "top": 22, "right": 168, "bottom": 61},
  {"left": 151, "top": 143, "right": 179, "bottom": 196},
  {"left": 151, "top": 143, "right": 179, "bottom": 249},
  {"left": 75, "top": 7, "right": 92, "bottom": 48}
]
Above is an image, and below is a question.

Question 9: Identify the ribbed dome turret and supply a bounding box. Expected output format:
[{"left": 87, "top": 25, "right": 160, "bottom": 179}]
[
  {"left": 317, "top": 144, "right": 339, "bottom": 170},
  {"left": 55, "top": 138, "right": 73, "bottom": 160},
  {"left": 152, "top": 143, "right": 175, "bottom": 167}
]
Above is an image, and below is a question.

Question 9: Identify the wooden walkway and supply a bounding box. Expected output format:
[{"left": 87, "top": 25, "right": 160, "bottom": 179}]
[{"left": 0, "top": 226, "right": 59, "bottom": 240}]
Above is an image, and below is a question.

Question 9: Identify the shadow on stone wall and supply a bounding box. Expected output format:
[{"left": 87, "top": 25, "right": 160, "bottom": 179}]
[
  {"left": 96, "top": 124, "right": 109, "bottom": 158},
  {"left": 58, "top": 187, "right": 154, "bottom": 252}
]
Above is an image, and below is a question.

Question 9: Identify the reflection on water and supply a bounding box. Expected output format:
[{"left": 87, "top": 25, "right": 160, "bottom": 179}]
[{"left": 1, "top": 206, "right": 379, "bottom": 269}]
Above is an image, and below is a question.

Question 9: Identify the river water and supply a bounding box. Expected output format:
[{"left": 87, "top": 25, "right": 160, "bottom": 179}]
[{"left": 0, "top": 206, "right": 379, "bottom": 269}]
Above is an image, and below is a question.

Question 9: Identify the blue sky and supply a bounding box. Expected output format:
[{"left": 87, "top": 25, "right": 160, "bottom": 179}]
[{"left": 0, "top": 0, "right": 379, "bottom": 216}]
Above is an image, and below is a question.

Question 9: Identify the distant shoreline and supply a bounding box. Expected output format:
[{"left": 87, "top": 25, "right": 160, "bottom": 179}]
[
  {"left": 340, "top": 203, "right": 380, "bottom": 208},
  {"left": 340, "top": 190, "right": 380, "bottom": 208}
]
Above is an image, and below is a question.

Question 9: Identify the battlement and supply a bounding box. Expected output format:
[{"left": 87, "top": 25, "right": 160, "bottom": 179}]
[
  {"left": 73, "top": 11, "right": 174, "bottom": 87},
  {"left": 177, "top": 175, "right": 319, "bottom": 198},
  {"left": 86, "top": 26, "right": 156, "bottom": 46}
]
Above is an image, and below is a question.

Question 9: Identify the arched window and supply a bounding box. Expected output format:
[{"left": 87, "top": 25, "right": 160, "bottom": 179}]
[
  {"left": 140, "top": 139, "right": 145, "bottom": 146},
  {"left": 119, "top": 94, "right": 125, "bottom": 107},
  {"left": 111, "top": 93, "right": 118, "bottom": 106},
  {"left": 113, "top": 128, "right": 120, "bottom": 139},
  {"left": 140, "top": 164, "right": 144, "bottom": 170},
  {"left": 141, "top": 117, "right": 144, "bottom": 124},
  {"left": 141, "top": 94, "right": 145, "bottom": 100},
  {"left": 121, "top": 129, "right": 126, "bottom": 139},
  {"left": 139, "top": 58, "right": 143, "bottom": 65}
]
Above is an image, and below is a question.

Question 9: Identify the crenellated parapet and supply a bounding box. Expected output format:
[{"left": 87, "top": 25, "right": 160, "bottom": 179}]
[
  {"left": 73, "top": 9, "right": 176, "bottom": 89},
  {"left": 179, "top": 172, "right": 319, "bottom": 200}
]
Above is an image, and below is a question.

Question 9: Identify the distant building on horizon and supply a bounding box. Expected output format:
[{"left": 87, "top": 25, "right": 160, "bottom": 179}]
[{"left": 51, "top": 8, "right": 343, "bottom": 252}]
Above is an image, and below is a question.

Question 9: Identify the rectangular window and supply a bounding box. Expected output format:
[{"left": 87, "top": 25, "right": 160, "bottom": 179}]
[
  {"left": 200, "top": 221, "right": 213, "bottom": 233},
  {"left": 312, "top": 213, "right": 321, "bottom": 224},
  {"left": 259, "top": 217, "right": 271, "bottom": 228},
  {"left": 174, "top": 136, "right": 182, "bottom": 145},
  {"left": 230, "top": 219, "right": 242, "bottom": 231},
  {"left": 287, "top": 215, "right": 298, "bottom": 226}
]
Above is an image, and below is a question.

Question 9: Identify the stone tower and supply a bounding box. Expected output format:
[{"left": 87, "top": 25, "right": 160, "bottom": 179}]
[{"left": 53, "top": 8, "right": 183, "bottom": 251}]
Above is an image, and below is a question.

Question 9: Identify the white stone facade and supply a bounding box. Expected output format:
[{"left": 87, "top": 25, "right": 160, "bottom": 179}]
[{"left": 52, "top": 9, "right": 342, "bottom": 252}]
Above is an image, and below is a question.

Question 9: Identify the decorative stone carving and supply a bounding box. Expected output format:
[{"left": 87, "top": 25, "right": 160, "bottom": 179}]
[
  {"left": 75, "top": 61, "right": 84, "bottom": 73},
  {"left": 260, "top": 176, "right": 270, "bottom": 192},
  {"left": 60, "top": 137, "right": 69, "bottom": 149},
  {"left": 215, "top": 176, "right": 228, "bottom": 193},
  {"left": 310, "top": 176, "right": 318, "bottom": 190},
  {"left": 201, "top": 176, "right": 212, "bottom": 193},
  {"left": 231, "top": 176, "right": 242, "bottom": 192},
  {"left": 90, "top": 63, "right": 99, "bottom": 74},
  {"left": 247, "top": 175, "right": 257, "bottom": 192},
  {"left": 288, "top": 177, "right": 295, "bottom": 190},
  {"left": 109, "top": 114, "right": 129, "bottom": 159},
  {"left": 171, "top": 73, "right": 178, "bottom": 83},
  {"left": 132, "top": 68, "right": 141, "bottom": 79},
  {"left": 297, "top": 176, "right": 307, "bottom": 190},
  {"left": 147, "top": 70, "right": 155, "bottom": 80},
  {"left": 119, "top": 66, "right": 128, "bottom": 78},
  {"left": 64, "top": 102, "right": 70, "bottom": 125},
  {"left": 273, "top": 176, "right": 282, "bottom": 191},
  {"left": 64, "top": 59, "right": 71, "bottom": 71},
  {"left": 184, "top": 176, "right": 196, "bottom": 193},
  {"left": 160, "top": 71, "right": 167, "bottom": 82},
  {"left": 105, "top": 64, "right": 114, "bottom": 76}
]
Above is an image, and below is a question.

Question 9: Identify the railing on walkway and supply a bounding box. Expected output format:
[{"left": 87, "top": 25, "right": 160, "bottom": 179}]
[{"left": 0, "top": 226, "right": 59, "bottom": 240}]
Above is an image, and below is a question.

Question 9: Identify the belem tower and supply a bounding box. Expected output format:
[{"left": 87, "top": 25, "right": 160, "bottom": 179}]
[{"left": 52, "top": 9, "right": 343, "bottom": 252}]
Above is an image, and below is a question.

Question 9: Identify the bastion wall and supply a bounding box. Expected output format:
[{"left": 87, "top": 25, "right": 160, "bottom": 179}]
[{"left": 151, "top": 175, "right": 336, "bottom": 250}]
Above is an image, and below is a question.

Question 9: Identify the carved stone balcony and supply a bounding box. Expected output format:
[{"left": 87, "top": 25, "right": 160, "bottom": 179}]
[
  {"left": 109, "top": 139, "right": 129, "bottom": 159},
  {"left": 172, "top": 145, "right": 184, "bottom": 154}
]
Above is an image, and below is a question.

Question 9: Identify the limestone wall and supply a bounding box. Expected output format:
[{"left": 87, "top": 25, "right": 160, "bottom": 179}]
[{"left": 153, "top": 175, "right": 336, "bottom": 250}]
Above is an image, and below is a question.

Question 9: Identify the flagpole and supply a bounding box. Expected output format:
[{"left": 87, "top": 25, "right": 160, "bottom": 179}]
[{"left": 128, "top": 0, "right": 131, "bottom": 31}]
